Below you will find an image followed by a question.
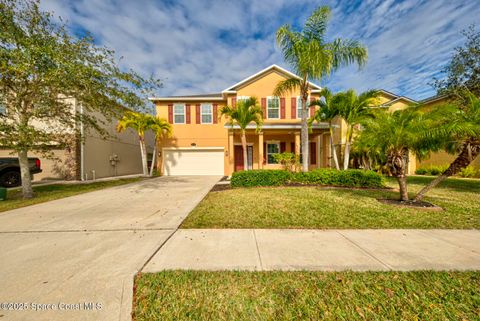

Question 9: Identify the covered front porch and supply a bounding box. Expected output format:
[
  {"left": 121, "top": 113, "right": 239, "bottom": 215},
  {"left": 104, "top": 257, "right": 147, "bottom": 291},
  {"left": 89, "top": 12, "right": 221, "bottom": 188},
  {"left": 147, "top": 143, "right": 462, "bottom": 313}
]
[{"left": 226, "top": 123, "right": 332, "bottom": 174}]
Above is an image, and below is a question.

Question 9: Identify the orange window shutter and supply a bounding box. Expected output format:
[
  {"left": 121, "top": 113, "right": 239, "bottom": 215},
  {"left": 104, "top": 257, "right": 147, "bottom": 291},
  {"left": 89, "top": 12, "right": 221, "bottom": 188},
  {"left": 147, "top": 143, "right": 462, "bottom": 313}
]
[
  {"left": 213, "top": 104, "right": 218, "bottom": 124},
  {"left": 261, "top": 98, "right": 267, "bottom": 119},
  {"left": 168, "top": 104, "right": 173, "bottom": 123},
  {"left": 280, "top": 98, "right": 286, "bottom": 119},
  {"left": 185, "top": 104, "right": 191, "bottom": 124},
  {"left": 232, "top": 97, "right": 236, "bottom": 107},
  {"left": 291, "top": 97, "right": 296, "bottom": 119},
  {"left": 195, "top": 104, "right": 201, "bottom": 124}
]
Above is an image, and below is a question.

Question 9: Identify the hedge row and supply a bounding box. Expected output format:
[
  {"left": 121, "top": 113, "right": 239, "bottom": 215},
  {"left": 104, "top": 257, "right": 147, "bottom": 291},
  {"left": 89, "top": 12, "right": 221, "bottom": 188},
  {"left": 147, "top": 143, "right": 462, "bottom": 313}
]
[{"left": 231, "top": 169, "right": 385, "bottom": 188}]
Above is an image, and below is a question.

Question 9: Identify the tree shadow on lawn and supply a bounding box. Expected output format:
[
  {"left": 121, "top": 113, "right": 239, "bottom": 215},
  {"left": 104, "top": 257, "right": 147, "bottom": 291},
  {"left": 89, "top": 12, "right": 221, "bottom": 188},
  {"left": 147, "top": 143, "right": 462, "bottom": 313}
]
[{"left": 404, "top": 176, "right": 480, "bottom": 194}]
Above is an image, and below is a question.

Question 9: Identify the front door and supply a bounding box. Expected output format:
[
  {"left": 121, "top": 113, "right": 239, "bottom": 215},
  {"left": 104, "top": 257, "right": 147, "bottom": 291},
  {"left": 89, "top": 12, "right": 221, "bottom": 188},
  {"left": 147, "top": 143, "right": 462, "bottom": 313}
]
[{"left": 234, "top": 145, "right": 244, "bottom": 171}]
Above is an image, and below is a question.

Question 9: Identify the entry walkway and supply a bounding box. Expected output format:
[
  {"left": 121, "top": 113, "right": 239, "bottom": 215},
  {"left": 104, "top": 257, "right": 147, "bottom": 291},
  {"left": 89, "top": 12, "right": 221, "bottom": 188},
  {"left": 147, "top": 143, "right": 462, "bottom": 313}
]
[{"left": 143, "top": 229, "right": 480, "bottom": 271}]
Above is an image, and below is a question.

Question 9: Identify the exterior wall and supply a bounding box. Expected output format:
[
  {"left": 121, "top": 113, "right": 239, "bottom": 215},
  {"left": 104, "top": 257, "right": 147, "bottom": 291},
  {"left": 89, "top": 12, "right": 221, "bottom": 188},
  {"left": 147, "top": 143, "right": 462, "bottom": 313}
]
[
  {"left": 156, "top": 99, "right": 230, "bottom": 175},
  {"left": 415, "top": 96, "right": 480, "bottom": 171},
  {"left": 0, "top": 149, "right": 70, "bottom": 181},
  {"left": 155, "top": 69, "right": 324, "bottom": 176},
  {"left": 82, "top": 110, "right": 155, "bottom": 180}
]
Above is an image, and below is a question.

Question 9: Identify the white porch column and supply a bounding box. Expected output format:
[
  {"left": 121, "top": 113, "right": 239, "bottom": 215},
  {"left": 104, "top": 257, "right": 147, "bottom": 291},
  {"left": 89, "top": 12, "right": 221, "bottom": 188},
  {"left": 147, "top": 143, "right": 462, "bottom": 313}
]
[{"left": 258, "top": 131, "right": 264, "bottom": 169}]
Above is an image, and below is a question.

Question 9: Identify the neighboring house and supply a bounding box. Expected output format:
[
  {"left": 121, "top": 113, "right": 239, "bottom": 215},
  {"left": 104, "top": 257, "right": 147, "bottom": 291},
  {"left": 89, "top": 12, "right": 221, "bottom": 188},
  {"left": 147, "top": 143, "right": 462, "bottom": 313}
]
[
  {"left": 0, "top": 97, "right": 154, "bottom": 181},
  {"left": 415, "top": 94, "right": 480, "bottom": 170}
]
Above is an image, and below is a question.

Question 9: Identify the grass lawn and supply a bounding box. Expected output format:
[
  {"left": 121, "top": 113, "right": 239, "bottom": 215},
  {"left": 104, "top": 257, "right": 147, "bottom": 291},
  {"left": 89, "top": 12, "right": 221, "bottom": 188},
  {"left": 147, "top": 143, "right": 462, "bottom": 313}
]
[
  {"left": 133, "top": 271, "right": 480, "bottom": 321},
  {"left": 0, "top": 177, "right": 144, "bottom": 213},
  {"left": 181, "top": 176, "right": 480, "bottom": 229}
]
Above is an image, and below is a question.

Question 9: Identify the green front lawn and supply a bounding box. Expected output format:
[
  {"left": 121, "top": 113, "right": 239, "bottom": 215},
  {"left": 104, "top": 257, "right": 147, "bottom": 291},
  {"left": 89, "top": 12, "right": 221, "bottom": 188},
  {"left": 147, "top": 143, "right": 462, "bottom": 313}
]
[
  {"left": 0, "top": 177, "right": 144, "bottom": 213},
  {"left": 182, "top": 176, "right": 480, "bottom": 229},
  {"left": 133, "top": 271, "right": 480, "bottom": 321}
]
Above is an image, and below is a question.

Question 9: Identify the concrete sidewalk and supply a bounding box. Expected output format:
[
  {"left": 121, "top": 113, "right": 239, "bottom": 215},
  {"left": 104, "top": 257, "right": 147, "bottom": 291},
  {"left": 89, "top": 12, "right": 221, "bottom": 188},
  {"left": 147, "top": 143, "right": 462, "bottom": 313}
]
[{"left": 143, "top": 229, "right": 480, "bottom": 272}]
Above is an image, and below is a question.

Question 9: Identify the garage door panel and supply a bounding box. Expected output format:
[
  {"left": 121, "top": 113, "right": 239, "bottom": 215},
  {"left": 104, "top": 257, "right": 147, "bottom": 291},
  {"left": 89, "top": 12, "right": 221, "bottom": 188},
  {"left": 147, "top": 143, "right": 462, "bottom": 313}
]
[{"left": 163, "top": 149, "right": 224, "bottom": 176}]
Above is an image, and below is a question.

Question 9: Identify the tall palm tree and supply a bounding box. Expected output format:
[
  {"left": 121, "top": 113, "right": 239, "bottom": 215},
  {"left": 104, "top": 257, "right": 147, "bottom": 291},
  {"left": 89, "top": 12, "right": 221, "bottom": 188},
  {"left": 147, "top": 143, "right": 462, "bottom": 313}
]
[
  {"left": 149, "top": 117, "right": 172, "bottom": 176},
  {"left": 357, "top": 107, "right": 432, "bottom": 201},
  {"left": 309, "top": 88, "right": 341, "bottom": 170},
  {"left": 335, "top": 89, "right": 380, "bottom": 169},
  {"left": 117, "top": 111, "right": 154, "bottom": 176},
  {"left": 220, "top": 97, "right": 263, "bottom": 170},
  {"left": 414, "top": 93, "right": 480, "bottom": 201},
  {"left": 274, "top": 6, "right": 367, "bottom": 172}
]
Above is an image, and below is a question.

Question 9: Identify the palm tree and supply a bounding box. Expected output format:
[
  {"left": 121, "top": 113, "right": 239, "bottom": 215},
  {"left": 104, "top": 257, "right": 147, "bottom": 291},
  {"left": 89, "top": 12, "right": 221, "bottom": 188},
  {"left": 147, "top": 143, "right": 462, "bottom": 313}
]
[
  {"left": 309, "top": 88, "right": 341, "bottom": 170},
  {"left": 220, "top": 97, "right": 263, "bottom": 170},
  {"left": 117, "top": 111, "right": 154, "bottom": 176},
  {"left": 357, "top": 107, "right": 432, "bottom": 201},
  {"left": 334, "top": 89, "right": 380, "bottom": 169},
  {"left": 274, "top": 6, "right": 367, "bottom": 172},
  {"left": 414, "top": 93, "right": 480, "bottom": 201},
  {"left": 149, "top": 117, "right": 172, "bottom": 176}
]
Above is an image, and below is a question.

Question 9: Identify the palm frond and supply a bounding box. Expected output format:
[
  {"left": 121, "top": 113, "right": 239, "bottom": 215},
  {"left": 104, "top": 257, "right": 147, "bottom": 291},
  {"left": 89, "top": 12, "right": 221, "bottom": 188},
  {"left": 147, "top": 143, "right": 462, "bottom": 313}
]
[
  {"left": 273, "top": 78, "right": 302, "bottom": 97},
  {"left": 303, "top": 6, "right": 331, "bottom": 41}
]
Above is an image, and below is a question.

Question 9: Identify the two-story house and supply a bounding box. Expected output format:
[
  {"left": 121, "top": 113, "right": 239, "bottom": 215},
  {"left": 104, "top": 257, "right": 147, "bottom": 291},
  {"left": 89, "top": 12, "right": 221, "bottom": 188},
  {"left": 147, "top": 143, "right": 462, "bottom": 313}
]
[{"left": 152, "top": 65, "right": 423, "bottom": 176}]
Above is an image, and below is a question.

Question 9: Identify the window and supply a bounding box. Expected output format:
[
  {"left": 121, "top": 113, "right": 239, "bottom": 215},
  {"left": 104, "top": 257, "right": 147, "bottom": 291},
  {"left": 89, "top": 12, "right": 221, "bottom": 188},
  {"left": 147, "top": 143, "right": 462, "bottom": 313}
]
[
  {"left": 201, "top": 103, "right": 212, "bottom": 124},
  {"left": 267, "top": 97, "right": 280, "bottom": 119},
  {"left": 267, "top": 143, "right": 280, "bottom": 164},
  {"left": 297, "top": 96, "right": 310, "bottom": 119},
  {"left": 237, "top": 96, "right": 250, "bottom": 103},
  {"left": 174, "top": 104, "right": 185, "bottom": 124}
]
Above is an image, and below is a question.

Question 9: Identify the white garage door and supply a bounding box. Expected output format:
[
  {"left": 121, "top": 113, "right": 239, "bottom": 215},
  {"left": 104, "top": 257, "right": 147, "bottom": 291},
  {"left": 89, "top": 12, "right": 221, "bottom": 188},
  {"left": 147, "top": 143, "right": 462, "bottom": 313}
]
[{"left": 163, "top": 148, "right": 224, "bottom": 176}]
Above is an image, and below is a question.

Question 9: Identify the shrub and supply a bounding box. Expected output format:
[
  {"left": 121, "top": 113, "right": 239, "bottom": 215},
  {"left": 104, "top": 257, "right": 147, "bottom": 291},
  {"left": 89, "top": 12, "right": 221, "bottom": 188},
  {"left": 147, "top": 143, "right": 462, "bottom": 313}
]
[
  {"left": 293, "top": 169, "right": 385, "bottom": 188},
  {"left": 415, "top": 168, "right": 428, "bottom": 175},
  {"left": 415, "top": 164, "right": 449, "bottom": 176},
  {"left": 457, "top": 166, "right": 478, "bottom": 178},
  {"left": 231, "top": 169, "right": 385, "bottom": 188},
  {"left": 231, "top": 170, "right": 292, "bottom": 187},
  {"left": 273, "top": 152, "right": 300, "bottom": 172}
]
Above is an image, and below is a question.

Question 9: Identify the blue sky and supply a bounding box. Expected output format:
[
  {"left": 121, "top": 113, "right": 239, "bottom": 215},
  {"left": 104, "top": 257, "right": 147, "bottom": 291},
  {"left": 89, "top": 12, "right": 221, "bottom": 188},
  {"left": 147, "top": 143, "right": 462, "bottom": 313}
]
[{"left": 42, "top": 0, "right": 479, "bottom": 101}]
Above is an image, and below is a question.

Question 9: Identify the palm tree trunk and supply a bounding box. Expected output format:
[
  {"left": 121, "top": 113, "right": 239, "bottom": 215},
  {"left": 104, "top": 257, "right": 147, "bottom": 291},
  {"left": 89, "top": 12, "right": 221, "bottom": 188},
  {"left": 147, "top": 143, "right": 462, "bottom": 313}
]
[
  {"left": 329, "top": 126, "right": 340, "bottom": 170},
  {"left": 149, "top": 142, "right": 157, "bottom": 177},
  {"left": 18, "top": 149, "right": 34, "bottom": 199},
  {"left": 414, "top": 142, "right": 480, "bottom": 202},
  {"left": 139, "top": 136, "right": 148, "bottom": 176},
  {"left": 241, "top": 130, "right": 248, "bottom": 170},
  {"left": 301, "top": 96, "right": 309, "bottom": 172},
  {"left": 397, "top": 175, "right": 409, "bottom": 201}
]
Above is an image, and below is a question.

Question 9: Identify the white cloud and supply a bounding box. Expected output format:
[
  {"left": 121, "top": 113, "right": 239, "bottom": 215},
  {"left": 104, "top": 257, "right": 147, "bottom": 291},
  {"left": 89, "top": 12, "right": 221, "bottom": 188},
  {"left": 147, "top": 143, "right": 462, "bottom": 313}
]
[{"left": 41, "top": 0, "right": 480, "bottom": 100}]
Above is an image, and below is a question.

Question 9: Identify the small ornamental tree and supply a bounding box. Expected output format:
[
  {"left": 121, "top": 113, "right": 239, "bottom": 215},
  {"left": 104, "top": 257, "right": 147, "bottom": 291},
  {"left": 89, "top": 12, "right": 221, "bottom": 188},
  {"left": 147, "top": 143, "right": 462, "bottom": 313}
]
[{"left": 0, "top": 0, "right": 160, "bottom": 198}]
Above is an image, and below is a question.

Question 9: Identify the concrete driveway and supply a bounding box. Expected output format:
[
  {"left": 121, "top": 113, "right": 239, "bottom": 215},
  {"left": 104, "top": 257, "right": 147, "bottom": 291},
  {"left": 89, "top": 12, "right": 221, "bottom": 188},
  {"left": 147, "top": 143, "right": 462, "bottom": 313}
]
[{"left": 0, "top": 176, "right": 219, "bottom": 321}]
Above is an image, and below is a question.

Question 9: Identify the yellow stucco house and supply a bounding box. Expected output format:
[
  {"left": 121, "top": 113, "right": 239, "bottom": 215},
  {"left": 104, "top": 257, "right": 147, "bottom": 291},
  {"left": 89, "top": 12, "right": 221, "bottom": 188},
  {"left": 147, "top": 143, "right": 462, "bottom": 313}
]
[{"left": 151, "top": 65, "right": 423, "bottom": 176}]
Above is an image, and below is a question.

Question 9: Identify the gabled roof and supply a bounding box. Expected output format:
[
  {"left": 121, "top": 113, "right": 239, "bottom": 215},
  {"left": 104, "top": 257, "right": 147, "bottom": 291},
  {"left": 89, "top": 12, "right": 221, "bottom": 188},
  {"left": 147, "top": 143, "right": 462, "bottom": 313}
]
[
  {"left": 222, "top": 64, "right": 322, "bottom": 93},
  {"left": 377, "top": 89, "right": 417, "bottom": 106},
  {"left": 419, "top": 94, "right": 449, "bottom": 104}
]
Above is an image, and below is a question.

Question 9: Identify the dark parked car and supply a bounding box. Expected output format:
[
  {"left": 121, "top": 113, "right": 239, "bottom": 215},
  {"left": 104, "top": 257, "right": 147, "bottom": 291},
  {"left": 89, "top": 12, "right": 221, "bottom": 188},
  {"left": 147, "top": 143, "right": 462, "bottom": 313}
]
[{"left": 0, "top": 157, "right": 42, "bottom": 187}]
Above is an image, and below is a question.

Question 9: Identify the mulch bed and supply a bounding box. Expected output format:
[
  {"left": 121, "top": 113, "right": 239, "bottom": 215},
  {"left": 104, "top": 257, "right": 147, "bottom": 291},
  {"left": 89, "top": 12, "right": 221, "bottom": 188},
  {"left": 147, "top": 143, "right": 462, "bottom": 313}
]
[
  {"left": 377, "top": 198, "right": 443, "bottom": 210},
  {"left": 210, "top": 184, "right": 232, "bottom": 192}
]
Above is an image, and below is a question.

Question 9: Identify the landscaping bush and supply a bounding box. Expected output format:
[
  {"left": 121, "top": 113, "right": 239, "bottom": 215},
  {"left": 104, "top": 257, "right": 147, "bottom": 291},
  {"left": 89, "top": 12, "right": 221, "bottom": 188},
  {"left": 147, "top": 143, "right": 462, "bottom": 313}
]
[
  {"left": 458, "top": 166, "right": 478, "bottom": 178},
  {"left": 231, "top": 169, "right": 385, "bottom": 188},
  {"left": 231, "top": 170, "right": 292, "bottom": 187},
  {"left": 293, "top": 168, "right": 385, "bottom": 188},
  {"left": 415, "top": 168, "right": 428, "bottom": 175},
  {"left": 415, "top": 164, "right": 449, "bottom": 176}
]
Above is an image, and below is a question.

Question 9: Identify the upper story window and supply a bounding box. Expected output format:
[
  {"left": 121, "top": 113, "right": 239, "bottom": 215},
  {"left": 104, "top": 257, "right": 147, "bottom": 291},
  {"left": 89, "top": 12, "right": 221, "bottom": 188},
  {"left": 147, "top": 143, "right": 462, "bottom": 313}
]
[
  {"left": 237, "top": 96, "right": 250, "bottom": 104},
  {"left": 267, "top": 96, "right": 280, "bottom": 119},
  {"left": 201, "top": 103, "right": 212, "bottom": 124},
  {"left": 174, "top": 103, "right": 185, "bottom": 124},
  {"left": 297, "top": 96, "right": 310, "bottom": 119}
]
